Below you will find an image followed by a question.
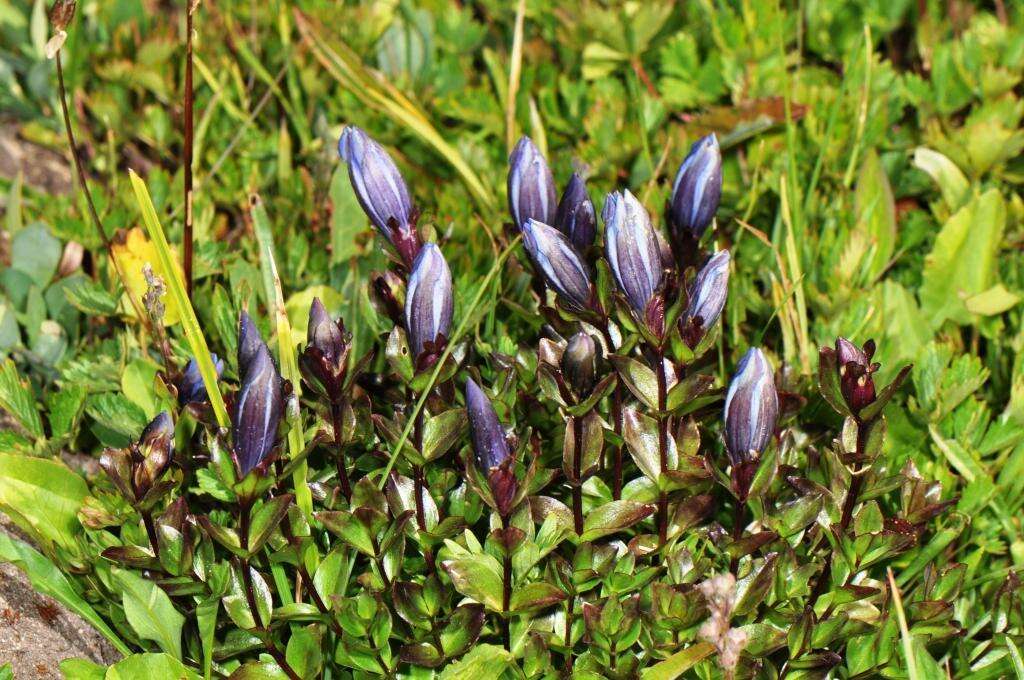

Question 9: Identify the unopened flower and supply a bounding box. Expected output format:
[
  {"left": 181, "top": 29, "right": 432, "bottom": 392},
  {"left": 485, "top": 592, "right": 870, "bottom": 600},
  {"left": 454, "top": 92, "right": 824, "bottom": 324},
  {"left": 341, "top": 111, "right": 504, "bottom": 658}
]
[
  {"left": 670, "top": 134, "right": 722, "bottom": 240},
  {"left": 723, "top": 348, "right": 778, "bottom": 465},
  {"left": 555, "top": 173, "right": 596, "bottom": 252},
  {"left": 301, "top": 298, "right": 351, "bottom": 397},
  {"left": 683, "top": 250, "right": 730, "bottom": 345},
  {"left": 561, "top": 331, "right": 600, "bottom": 397},
  {"left": 405, "top": 243, "right": 454, "bottom": 360},
  {"left": 465, "top": 378, "right": 517, "bottom": 516},
  {"left": 522, "top": 219, "right": 593, "bottom": 311},
  {"left": 835, "top": 337, "right": 878, "bottom": 414},
  {"left": 338, "top": 125, "right": 420, "bottom": 264},
  {"left": 233, "top": 316, "right": 283, "bottom": 476},
  {"left": 603, "top": 190, "right": 663, "bottom": 316},
  {"left": 134, "top": 411, "right": 175, "bottom": 497},
  {"left": 508, "top": 136, "right": 556, "bottom": 228},
  {"left": 178, "top": 354, "right": 224, "bottom": 406}
]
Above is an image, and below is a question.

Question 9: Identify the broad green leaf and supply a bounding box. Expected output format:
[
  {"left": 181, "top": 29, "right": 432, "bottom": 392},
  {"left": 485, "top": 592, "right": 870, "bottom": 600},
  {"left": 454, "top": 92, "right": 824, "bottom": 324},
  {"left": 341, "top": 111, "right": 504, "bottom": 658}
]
[
  {"left": 0, "top": 359, "right": 43, "bottom": 438},
  {"left": 0, "top": 452, "right": 87, "bottom": 549},
  {"left": 440, "top": 553, "right": 504, "bottom": 611},
  {"left": 919, "top": 189, "right": 1005, "bottom": 327},
  {"left": 113, "top": 568, "right": 185, "bottom": 660},
  {"left": 46, "top": 384, "right": 86, "bottom": 442},
  {"left": 0, "top": 533, "right": 131, "bottom": 655},
  {"left": 580, "top": 500, "right": 656, "bottom": 542},
  {"left": 438, "top": 643, "right": 514, "bottom": 679},
  {"left": 964, "top": 284, "right": 1020, "bottom": 316},
  {"left": 853, "top": 149, "right": 896, "bottom": 282},
  {"left": 105, "top": 653, "right": 200, "bottom": 680},
  {"left": 59, "top": 658, "right": 105, "bottom": 680},
  {"left": 121, "top": 358, "right": 162, "bottom": 418},
  {"left": 11, "top": 223, "right": 61, "bottom": 287}
]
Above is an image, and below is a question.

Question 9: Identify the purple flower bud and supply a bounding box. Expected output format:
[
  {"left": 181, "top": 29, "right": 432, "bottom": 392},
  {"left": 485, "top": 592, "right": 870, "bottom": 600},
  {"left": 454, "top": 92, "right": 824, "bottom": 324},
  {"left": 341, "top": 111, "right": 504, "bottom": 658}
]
[
  {"left": 338, "top": 126, "right": 419, "bottom": 263},
  {"left": 555, "top": 173, "right": 596, "bottom": 252},
  {"left": 562, "top": 331, "right": 600, "bottom": 397},
  {"left": 135, "top": 411, "right": 175, "bottom": 495},
  {"left": 603, "top": 190, "right": 663, "bottom": 315},
  {"left": 405, "top": 243, "right": 454, "bottom": 359},
  {"left": 685, "top": 250, "right": 730, "bottom": 331},
  {"left": 238, "top": 311, "right": 263, "bottom": 375},
  {"left": 308, "top": 298, "right": 347, "bottom": 369},
  {"left": 836, "top": 337, "right": 877, "bottom": 414},
  {"left": 178, "top": 354, "right": 224, "bottom": 406},
  {"left": 723, "top": 348, "right": 778, "bottom": 465},
  {"left": 233, "top": 321, "right": 283, "bottom": 476},
  {"left": 508, "top": 136, "right": 556, "bottom": 228},
  {"left": 670, "top": 134, "right": 722, "bottom": 239},
  {"left": 522, "top": 219, "right": 593, "bottom": 311},
  {"left": 465, "top": 378, "right": 511, "bottom": 473}
]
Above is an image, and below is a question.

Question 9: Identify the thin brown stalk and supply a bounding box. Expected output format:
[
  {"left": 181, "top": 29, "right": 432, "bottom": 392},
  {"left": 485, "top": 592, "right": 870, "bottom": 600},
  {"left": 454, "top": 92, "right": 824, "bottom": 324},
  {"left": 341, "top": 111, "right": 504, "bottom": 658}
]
[{"left": 55, "top": 51, "right": 149, "bottom": 327}]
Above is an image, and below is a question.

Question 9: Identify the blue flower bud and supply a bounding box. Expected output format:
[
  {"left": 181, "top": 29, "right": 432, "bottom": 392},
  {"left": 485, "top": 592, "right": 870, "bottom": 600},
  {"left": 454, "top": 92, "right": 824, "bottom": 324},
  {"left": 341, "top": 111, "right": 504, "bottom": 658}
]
[
  {"left": 465, "top": 378, "right": 511, "bottom": 473},
  {"left": 178, "top": 354, "right": 224, "bottom": 406},
  {"left": 405, "top": 243, "right": 454, "bottom": 359},
  {"left": 508, "top": 136, "right": 556, "bottom": 228},
  {"left": 685, "top": 250, "right": 730, "bottom": 332},
  {"left": 670, "top": 134, "right": 722, "bottom": 239},
  {"left": 338, "top": 126, "right": 419, "bottom": 263},
  {"left": 723, "top": 348, "right": 778, "bottom": 464},
  {"left": 233, "top": 320, "right": 283, "bottom": 476},
  {"left": 522, "top": 219, "right": 593, "bottom": 311},
  {"left": 238, "top": 311, "right": 263, "bottom": 375},
  {"left": 603, "top": 190, "right": 663, "bottom": 315},
  {"left": 307, "top": 298, "right": 347, "bottom": 369},
  {"left": 555, "top": 173, "right": 596, "bottom": 252},
  {"left": 136, "top": 411, "right": 175, "bottom": 493}
]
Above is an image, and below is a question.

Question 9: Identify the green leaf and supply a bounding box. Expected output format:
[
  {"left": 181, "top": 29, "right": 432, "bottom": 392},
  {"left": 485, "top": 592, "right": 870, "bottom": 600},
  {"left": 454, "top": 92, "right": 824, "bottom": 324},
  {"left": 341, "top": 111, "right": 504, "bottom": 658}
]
[
  {"left": 912, "top": 147, "right": 969, "bottom": 210},
  {"left": 286, "top": 625, "right": 324, "bottom": 679},
  {"left": 440, "top": 553, "right": 505, "bottom": 611},
  {"left": 964, "top": 284, "right": 1020, "bottom": 316},
  {"left": 609, "top": 355, "right": 659, "bottom": 409},
  {"left": 438, "top": 643, "right": 514, "bottom": 679},
  {"left": 46, "top": 384, "right": 86, "bottom": 442},
  {"left": 0, "top": 452, "right": 87, "bottom": 549},
  {"left": 113, "top": 568, "right": 185, "bottom": 659},
  {"left": 64, "top": 277, "right": 121, "bottom": 316},
  {"left": 196, "top": 597, "right": 218, "bottom": 680},
  {"left": 59, "top": 658, "right": 105, "bottom": 680},
  {"left": 0, "top": 359, "right": 43, "bottom": 438},
  {"left": 0, "top": 533, "right": 131, "bottom": 655},
  {"left": 121, "top": 358, "right": 162, "bottom": 419},
  {"left": 580, "top": 500, "right": 656, "bottom": 542},
  {"left": 509, "top": 582, "right": 565, "bottom": 613},
  {"left": 248, "top": 494, "right": 293, "bottom": 555},
  {"left": 640, "top": 641, "right": 715, "bottom": 680},
  {"left": 105, "top": 653, "right": 200, "bottom": 680},
  {"left": 11, "top": 223, "right": 61, "bottom": 287},
  {"left": 852, "top": 149, "right": 896, "bottom": 282},
  {"left": 919, "top": 189, "right": 1006, "bottom": 327}
]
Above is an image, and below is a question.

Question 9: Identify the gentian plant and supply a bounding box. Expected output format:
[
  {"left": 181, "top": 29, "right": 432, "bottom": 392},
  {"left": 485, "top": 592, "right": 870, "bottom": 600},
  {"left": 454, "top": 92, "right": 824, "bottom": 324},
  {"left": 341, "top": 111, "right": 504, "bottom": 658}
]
[{"left": 11, "top": 122, "right": 959, "bottom": 680}]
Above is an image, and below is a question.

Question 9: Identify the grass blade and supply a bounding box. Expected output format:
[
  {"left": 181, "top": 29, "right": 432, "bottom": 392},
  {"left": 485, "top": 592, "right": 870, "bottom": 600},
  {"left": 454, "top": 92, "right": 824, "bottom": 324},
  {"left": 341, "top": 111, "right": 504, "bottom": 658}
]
[
  {"left": 129, "top": 170, "right": 229, "bottom": 428},
  {"left": 250, "top": 195, "right": 313, "bottom": 519}
]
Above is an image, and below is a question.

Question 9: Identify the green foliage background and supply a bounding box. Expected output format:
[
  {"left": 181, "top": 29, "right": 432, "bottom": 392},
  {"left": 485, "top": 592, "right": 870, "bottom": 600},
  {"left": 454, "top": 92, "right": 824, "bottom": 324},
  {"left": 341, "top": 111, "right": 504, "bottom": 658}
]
[{"left": 1, "top": 0, "right": 1024, "bottom": 677}]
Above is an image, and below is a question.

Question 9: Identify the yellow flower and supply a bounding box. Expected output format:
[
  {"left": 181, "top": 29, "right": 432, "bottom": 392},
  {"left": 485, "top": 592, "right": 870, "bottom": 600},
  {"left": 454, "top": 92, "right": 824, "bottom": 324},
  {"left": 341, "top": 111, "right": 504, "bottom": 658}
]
[{"left": 111, "top": 227, "right": 183, "bottom": 326}]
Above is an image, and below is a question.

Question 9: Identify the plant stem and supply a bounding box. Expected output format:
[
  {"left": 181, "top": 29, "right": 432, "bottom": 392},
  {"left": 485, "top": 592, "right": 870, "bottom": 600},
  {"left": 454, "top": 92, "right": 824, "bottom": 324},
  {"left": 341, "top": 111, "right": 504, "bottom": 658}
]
[
  {"left": 55, "top": 51, "right": 149, "bottom": 326},
  {"left": 599, "top": 322, "right": 625, "bottom": 500},
  {"left": 655, "top": 350, "right": 669, "bottom": 547},
  {"left": 238, "top": 502, "right": 302, "bottom": 680},
  {"left": 501, "top": 514, "right": 512, "bottom": 651},
  {"left": 807, "top": 416, "right": 870, "bottom": 608},
  {"left": 563, "top": 592, "right": 575, "bottom": 672},
  {"left": 330, "top": 400, "right": 352, "bottom": 499},
  {"left": 183, "top": 1, "right": 196, "bottom": 299},
  {"left": 571, "top": 414, "right": 584, "bottom": 536},
  {"left": 729, "top": 500, "right": 745, "bottom": 574}
]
